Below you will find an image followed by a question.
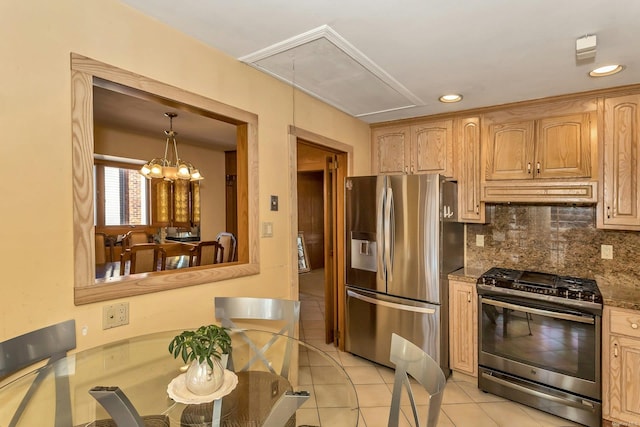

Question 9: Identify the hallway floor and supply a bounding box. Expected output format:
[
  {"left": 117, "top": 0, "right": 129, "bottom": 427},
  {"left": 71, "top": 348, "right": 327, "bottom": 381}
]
[{"left": 298, "top": 269, "right": 581, "bottom": 427}]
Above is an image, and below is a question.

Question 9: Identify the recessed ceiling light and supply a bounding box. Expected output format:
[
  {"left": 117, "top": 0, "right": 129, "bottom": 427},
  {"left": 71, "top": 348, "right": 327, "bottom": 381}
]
[
  {"left": 439, "top": 94, "right": 463, "bottom": 103},
  {"left": 589, "top": 65, "right": 624, "bottom": 77}
]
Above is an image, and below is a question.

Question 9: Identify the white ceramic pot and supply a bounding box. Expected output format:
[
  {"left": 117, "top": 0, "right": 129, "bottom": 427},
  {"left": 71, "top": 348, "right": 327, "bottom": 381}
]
[{"left": 185, "top": 358, "right": 225, "bottom": 395}]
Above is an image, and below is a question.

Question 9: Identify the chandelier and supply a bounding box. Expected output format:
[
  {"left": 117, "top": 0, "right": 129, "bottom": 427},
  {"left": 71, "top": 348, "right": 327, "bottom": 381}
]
[{"left": 140, "top": 112, "right": 204, "bottom": 181}]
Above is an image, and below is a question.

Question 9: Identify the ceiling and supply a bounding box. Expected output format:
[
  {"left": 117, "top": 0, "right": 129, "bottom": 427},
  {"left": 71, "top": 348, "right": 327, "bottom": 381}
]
[
  {"left": 93, "top": 82, "right": 238, "bottom": 150},
  {"left": 117, "top": 0, "right": 640, "bottom": 124}
]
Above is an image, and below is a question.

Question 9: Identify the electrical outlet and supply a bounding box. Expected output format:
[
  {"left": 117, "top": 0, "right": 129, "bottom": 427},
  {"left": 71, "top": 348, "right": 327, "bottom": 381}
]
[
  {"left": 601, "top": 244, "right": 613, "bottom": 260},
  {"left": 476, "top": 234, "right": 485, "bottom": 247},
  {"left": 103, "top": 302, "right": 129, "bottom": 329}
]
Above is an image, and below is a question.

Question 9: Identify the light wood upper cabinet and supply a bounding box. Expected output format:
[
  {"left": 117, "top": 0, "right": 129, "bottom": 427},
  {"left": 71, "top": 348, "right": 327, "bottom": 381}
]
[
  {"left": 485, "top": 112, "right": 593, "bottom": 181},
  {"left": 603, "top": 306, "right": 640, "bottom": 425},
  {"left": 449, "top": 279, "right": 478, "bottom": 377},
  {"left": 412, "top": 120, "right": 453, "bottom": 175},
  {"left": 456, "top": 117, "right": 485, "bottom": 223},
  {"left": 485, "top": 120, "right": 534, "bottom": 180},
  {"left": 536, "top": 114, "right": 592, "bottom": 179},
  {"left": 372, "top": 119, "right": 453, "bottom": 177},
  {"left": 599, "top": 93, "right": 640, "bottom": 230},
  {"left": 371, "top": 125, "right": 410, "bottom": 174}
]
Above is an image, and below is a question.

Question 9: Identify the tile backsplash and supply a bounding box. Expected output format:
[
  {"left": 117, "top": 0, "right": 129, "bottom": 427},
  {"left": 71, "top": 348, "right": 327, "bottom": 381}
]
[{"left": 465, "top": 205, "right": 640, "bottom": 282}]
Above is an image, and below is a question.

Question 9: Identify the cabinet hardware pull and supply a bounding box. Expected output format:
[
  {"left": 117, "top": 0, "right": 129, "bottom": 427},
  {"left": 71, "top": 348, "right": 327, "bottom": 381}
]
[
  {"left": 536, "top": 162, "right": 541, "bottom": 174},
  {"left": 614, "top": 343, "right": 618, "bottom": 357},
  {"left": 607, "top": 206, "right": 611, "bottom": 219},
  {"left": 632, "top": 323, "right": 638, "bottom": 329},
  {"left": 467, "top": 292, "right": 471, "bottom": 303},
  {"left": 475, "top": 204, "right": 479, "bottom": 214},
  {"left": 527, "top": 163, "right": 531, "bottom": 174}
]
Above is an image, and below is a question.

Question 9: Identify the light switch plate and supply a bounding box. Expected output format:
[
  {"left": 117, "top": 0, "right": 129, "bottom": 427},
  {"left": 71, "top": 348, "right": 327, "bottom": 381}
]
[
  {"left": 262, "top": 222, "right": 274, "bottom": 237},
  {"left": 476, "top": 235, "right": 485, "bottom": 247}
]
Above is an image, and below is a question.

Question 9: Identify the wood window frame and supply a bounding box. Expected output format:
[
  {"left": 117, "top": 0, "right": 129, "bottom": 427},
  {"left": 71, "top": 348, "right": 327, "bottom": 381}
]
[{"left": 72, "top": 54, "right": 259, "bottom": 305}]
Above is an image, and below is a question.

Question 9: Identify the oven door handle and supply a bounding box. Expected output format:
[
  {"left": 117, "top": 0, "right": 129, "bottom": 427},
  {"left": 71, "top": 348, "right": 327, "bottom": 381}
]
[
  {"left": 481, "top": 372, "right": 596, "bottom": 410},
  {"left": 482, "top": 298, "right": 595, "bottom": 324}
]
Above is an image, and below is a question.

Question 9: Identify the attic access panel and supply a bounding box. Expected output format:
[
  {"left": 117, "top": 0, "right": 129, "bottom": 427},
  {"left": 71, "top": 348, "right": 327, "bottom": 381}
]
[{"left": 241, "top": 26, "right": 421, "bottom": 118}]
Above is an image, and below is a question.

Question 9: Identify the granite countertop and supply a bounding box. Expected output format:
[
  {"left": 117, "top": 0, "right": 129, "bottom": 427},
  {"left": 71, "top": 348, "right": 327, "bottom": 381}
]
[
  {"left": 448, "top": 268, "right": 640, "bottom": 312},
  {"left": 594, "top": 273, "right": 640, "bottom": 311},
  {"left": 448, "top": 267, "right": 485, "bottom": 284}
]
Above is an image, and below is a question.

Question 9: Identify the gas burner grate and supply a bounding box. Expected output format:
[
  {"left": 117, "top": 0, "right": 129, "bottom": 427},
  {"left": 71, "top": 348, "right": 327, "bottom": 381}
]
[{"left": 477, "top": 267, "right": 603, "bottom": 304}]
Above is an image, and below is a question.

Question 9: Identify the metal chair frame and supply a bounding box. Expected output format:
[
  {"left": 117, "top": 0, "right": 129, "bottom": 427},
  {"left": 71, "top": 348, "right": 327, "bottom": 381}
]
[
  {"left": 0, "top": 319, "right": 76, "bottom": 427},
  {"left": 388, "top": 333, "right": 446, "bottom": 427},
  {"left": 214, "top": 297, "right": 300, "bottom": 379},
  {"left": 181, "top": 300, "right": 302, "bottom": 427}
]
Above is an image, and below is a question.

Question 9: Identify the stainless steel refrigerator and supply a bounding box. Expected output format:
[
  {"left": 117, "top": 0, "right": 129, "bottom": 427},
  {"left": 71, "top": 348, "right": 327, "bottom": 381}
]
[{"left": 344, "top": 174, "right": 463, "bottom": 373}]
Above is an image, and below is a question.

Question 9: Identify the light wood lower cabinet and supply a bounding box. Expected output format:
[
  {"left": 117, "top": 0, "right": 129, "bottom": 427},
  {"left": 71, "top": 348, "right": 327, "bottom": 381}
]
[
  {"left": 449, "top": 280, "right": 477, "bottom": 376},
  {"left": 603, "top": 306, "right": 640, "bottom": 425}
]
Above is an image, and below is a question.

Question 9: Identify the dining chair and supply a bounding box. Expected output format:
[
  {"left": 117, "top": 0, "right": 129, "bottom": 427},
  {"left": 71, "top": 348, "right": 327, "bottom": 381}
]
[
  {"left": 387, "top": 333, "right": 446, "bottom": 427},
  {"left": 87, "top": 386, "right": 169, "bottom": 427},
  {"left": 122, "top": 230, "right": 150, "bottom": 248},
  {"left": 214, "top": 297, "right": 300, "bottom": 378},
  {"left": 0, "top": 319, "right": 76, "bottom": 427},
  {"left": 180, "top": 298, "right": 302, "bottom": 427},
  {"left": 120, "top": 243, "right": 167, "bottom": 275},
  {"left": 215, "top": 232, "right": 237, "bottom": 263},
  {"left": 188, "top": 240, "right": 223, "bottom": 267},
  {"left": 95, "top": 232, "right": 108, "bottom": 264}
]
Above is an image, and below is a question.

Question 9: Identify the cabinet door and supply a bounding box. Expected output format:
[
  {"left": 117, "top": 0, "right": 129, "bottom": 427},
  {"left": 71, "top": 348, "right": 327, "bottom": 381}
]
[
  {"left": 456, "top": 117, "right": 484, "bottom": 222},
  {"left": 449, "top": 280, "right": 477, "bottom": 376},
  {"left": 412, "top": 119, "right": 453, "bottom": 176},
  {"left": 485, "top": 120, "right": 535, "bottom": 180},
  {"left": 151, "top": 179, "right": 171, "bottom": 226},
  {"left": 535, "top": 113, "right": 593, "bottom": 179},
  {"left": 608, "top": 334, "right": 640, "bottom": 423},
  {"left": 601, "top": 94, "right": 640, "bottom": 229},
  {"left": 372, "top": 126, "right": 410, "bottom": 174}
]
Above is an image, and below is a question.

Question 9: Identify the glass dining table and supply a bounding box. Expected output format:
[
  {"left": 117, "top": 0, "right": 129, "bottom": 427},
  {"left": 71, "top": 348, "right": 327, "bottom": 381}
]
[{"left": 0, "top": 329, "right": 359, "bottom": 427}]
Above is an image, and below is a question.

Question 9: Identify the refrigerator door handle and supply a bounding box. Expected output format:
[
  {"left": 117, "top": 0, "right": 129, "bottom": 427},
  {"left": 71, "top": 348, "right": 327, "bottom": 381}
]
[
  {"left": 384, "top": 185, "right": 394, "bottom": 281},
  {"left": 347, "top": 290, "right": 436, "bottom": 315},
  {"left": 376, "top": 179, "right": 386, "bottom": 281}
]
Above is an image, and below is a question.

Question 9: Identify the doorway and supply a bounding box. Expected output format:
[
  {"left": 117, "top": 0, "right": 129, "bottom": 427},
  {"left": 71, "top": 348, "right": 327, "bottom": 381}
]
[{"left": 296, "top": 139, "right": 347, "bottom": 346}]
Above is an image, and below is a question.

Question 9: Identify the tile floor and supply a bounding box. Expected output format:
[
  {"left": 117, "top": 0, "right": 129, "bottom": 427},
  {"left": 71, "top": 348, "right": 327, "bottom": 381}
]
[{"left": 298, "top": 271, "right": 581, "bottom": 427}]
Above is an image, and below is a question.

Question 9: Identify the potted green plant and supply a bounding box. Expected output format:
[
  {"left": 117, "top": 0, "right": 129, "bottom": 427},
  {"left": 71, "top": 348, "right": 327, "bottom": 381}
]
[{"left": 168, "top": 325, "right": 232, "bottom": 395}]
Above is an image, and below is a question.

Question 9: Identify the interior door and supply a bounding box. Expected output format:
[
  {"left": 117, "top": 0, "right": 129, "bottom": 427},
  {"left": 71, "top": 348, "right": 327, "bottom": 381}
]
[
  {"left": 297, "top": 141, "right": 347, "bottom": 346},
  {"left": 324, "top": 155, "right": 336, "bottom": 343}
]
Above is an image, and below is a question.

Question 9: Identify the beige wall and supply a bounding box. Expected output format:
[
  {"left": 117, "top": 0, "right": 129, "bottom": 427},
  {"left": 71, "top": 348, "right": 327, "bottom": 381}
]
[{"left": 0, "top": 0, "right": 370, "bottom": 350}]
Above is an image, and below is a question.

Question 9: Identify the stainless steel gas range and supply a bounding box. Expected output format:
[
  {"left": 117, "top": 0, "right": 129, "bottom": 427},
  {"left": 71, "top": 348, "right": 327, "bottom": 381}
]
[{"left": 476, "top": 267, "right": 603, "bottom": 427}]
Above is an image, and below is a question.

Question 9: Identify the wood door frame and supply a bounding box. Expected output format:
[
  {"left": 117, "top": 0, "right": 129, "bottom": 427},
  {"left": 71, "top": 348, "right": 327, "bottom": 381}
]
[{"left": 288, "top": 126, "right": 352, "bottom": 349}]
